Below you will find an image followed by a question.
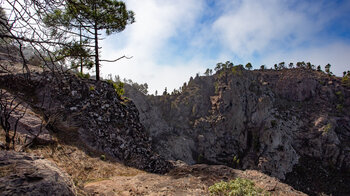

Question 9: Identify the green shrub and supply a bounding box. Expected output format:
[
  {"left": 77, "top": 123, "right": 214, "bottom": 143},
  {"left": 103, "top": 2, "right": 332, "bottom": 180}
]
[
  {"left": 335, "top": 91, "right": 343, "bottom": 97},
  {"left": 209, "top": 178, "right": 264, "bottom": 196},
  {"left": 100, "top": 154, "right": 106, "bottom": 161},
  {"left": 232, "top": 156, "right": 240, "bottom": 167},
  {"left": 106, "top": 79, "right": 114, "bottom": 84},
  {"left": 106, "top": 80, "right": 125, "bottom": 97},
  {"left": 335, "top": 91, "right": 344, "bottom": 102},
  {"left": 76, "top": 72, "right": 90, "bottom": 79},
  {"left": 341, "top": 76, "right": 350, "bottom": 87},
  {"left": 231, "top": 66, "right": 243, "bottom": 76},
  {"left": 89, "top": 86, "right": 95, "bottom": 91},
  {"left": 114, "top": 82, "right": 125, "bottom": 97},
  {"left": 336, "top": 104, "right": 343, "bottom": 112},
  {"left": 215, "top": 82, "right": 220, "bottom": 94},
  {"left": 323, "top": 123, "right": 332, "bottom": 135}
]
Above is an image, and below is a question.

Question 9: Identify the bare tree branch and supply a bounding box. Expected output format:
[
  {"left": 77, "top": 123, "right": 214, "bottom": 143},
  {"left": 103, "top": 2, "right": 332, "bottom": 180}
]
[{"left": 100, "top": 55, "right": 133, "bottom": 63}]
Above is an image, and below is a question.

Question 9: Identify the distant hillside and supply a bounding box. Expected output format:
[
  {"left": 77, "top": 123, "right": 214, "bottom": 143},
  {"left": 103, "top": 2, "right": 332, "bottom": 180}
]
[{"left": 125, "top": 66, "right": 350, "bottom": 195}]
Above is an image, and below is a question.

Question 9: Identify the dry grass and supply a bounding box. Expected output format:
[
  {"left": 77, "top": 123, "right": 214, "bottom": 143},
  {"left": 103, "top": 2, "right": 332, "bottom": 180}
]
[
  {"left": 0, "top": 60, "right": 46, "bottom": 76},
  {"left": 0, "top": 124, "right": 143, "bottom": 195},
  {"left": 28, "top": 143, "right": 141, "bottom": 180},
  {"left": 24, "top": 134, "right": 143, "bottom": 195},
  {"left": 0, "top": 164, "right": 16, "bottom": 178}
]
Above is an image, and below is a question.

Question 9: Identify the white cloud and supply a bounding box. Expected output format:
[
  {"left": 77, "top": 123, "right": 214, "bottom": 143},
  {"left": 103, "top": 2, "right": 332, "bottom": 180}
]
[
  {"left": 212, "top": 0, "right": 320, "bottom": 58},
  {"left": 99, "top": 0, "right": 206, "bottom": 94},
  {"left": 97, "top": 0, "right": 350, "bottom": 94}
]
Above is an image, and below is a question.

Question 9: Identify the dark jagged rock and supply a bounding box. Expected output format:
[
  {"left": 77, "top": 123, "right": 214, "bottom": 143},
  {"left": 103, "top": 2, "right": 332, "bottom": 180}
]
[
  {"left": 0, "top": 72, "right": 172, "bottom": 174},
  {"left": 0, "top": 151, "right": 76, "bottom": 196}
]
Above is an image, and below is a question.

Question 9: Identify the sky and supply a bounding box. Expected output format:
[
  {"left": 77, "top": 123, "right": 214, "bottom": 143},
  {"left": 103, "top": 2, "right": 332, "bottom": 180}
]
[{"left": 99, "top": 0, "right": 350, "bottom": 94}]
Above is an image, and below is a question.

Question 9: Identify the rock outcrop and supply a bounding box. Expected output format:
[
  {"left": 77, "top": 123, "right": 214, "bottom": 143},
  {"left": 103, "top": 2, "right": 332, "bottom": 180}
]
[
  {"left": 0, "top": 72, "right": 172, "bottom": 174},
  {"left": 0, "top": 151, "right": 75, "bottom": 196},
  {"left": 125, "top": 67, "right": 350, "bottom": 195}
]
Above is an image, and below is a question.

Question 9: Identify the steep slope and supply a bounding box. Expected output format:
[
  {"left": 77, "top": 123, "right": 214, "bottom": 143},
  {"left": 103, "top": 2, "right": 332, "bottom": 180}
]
[
  {"left": 0, "top": 72, "right": 171, "bottom": 174},
  {"left": 125, "top": 67, "right": 350, "bottom": 195}
]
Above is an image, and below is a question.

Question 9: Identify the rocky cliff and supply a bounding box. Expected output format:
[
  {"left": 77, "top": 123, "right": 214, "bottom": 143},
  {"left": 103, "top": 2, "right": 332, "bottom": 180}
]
[{"left": 125, "top": 67, "right": 350, "bottom": 195}]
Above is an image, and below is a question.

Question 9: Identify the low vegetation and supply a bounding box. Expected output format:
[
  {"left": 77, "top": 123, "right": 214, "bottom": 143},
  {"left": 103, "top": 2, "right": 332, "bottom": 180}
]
[
  {"left": 106, "top": 79, "right": 125, "bottom": 97},
  {"left": 323, "top": 123, "right": 333, "bottom": 135},
  {"left": 76, "top": 72, "right": 90, "bottom": 79},
  {"left": 209, "top": 177, "right": 265, "bottom": 196}
]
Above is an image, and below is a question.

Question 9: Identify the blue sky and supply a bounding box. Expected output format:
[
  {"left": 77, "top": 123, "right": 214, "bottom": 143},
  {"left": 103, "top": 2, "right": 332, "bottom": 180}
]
[{"left": 100, "top": 0, "right": 350, "bottom": 94}]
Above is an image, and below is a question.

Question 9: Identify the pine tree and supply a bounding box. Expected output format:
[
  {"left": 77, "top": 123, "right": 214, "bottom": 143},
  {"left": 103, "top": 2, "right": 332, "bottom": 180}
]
[
  {"left": 245, "top": 62, "right": 252, "bottom": 70},
  {"left": 325, "top": 64, "right": 331, "bottom": 74},
  {"left": 204, "top": 68, "right": 210, "bottom": 76},
  {"left": 317, "top": 65, "right": 321, "bottom": 71},
  {"left": 278, "top": 62, "right": 285, "bottom": 69},
  {"left": 44, "top": 0, "right": 135, "bottom": 80}
]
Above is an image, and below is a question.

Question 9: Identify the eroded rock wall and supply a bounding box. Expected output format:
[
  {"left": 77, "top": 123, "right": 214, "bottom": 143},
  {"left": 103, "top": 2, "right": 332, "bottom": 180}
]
[{"left": 126, "top": 68, "right": 350, "bottom": 182}]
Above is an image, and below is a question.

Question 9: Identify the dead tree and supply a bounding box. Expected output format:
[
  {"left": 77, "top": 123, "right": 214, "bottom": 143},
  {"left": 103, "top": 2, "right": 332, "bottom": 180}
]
[
  {"left": 1, "top": 0, "right": 134, "bottom": 82},
  {"left": 0, "top": 0, "right": 81, "bottom": 77},
  {"left": 0, "top": 89, "right": 28, "bottom": 150}
]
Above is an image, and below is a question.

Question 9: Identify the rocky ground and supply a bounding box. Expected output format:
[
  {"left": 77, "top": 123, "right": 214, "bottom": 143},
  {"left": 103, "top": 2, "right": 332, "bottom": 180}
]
[{"left": 84, "top": 163, "right": 305, "bottom": 196}]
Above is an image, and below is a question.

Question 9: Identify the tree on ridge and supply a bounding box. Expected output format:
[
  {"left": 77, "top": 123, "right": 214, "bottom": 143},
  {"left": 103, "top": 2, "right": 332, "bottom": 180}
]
[
  {"left": 44, "top": 0, "right": 135, "bottom": 80},
  {"left": 245, "top": 62, "right": 252, "bottom": 70}
]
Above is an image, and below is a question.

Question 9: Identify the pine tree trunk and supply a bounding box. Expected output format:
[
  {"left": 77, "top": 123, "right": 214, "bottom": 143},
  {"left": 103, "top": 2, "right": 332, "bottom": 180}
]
[
  {"left": 94, "top": 24, "right": 100, "bottom": 81},
  {"left": 80, "top": 26, "right": 83, "bottom": 74}
]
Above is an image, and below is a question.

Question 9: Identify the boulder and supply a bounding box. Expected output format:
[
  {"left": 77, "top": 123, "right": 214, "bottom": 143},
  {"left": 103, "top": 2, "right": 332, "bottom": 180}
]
[{"left": 0, "top": 151, "right": 76, "bottom": 196}]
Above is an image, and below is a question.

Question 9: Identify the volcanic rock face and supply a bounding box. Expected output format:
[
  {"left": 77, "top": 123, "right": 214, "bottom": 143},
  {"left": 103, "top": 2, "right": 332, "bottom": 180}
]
[
  {"left": 0, "top": 72, "right": 172, "bottom": 174},
  {"left": 125, "top": 67, "right": 350, "bottom": 194},
  {"left": 0, "top": 151, "right": 75, "bottom": 196}
]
